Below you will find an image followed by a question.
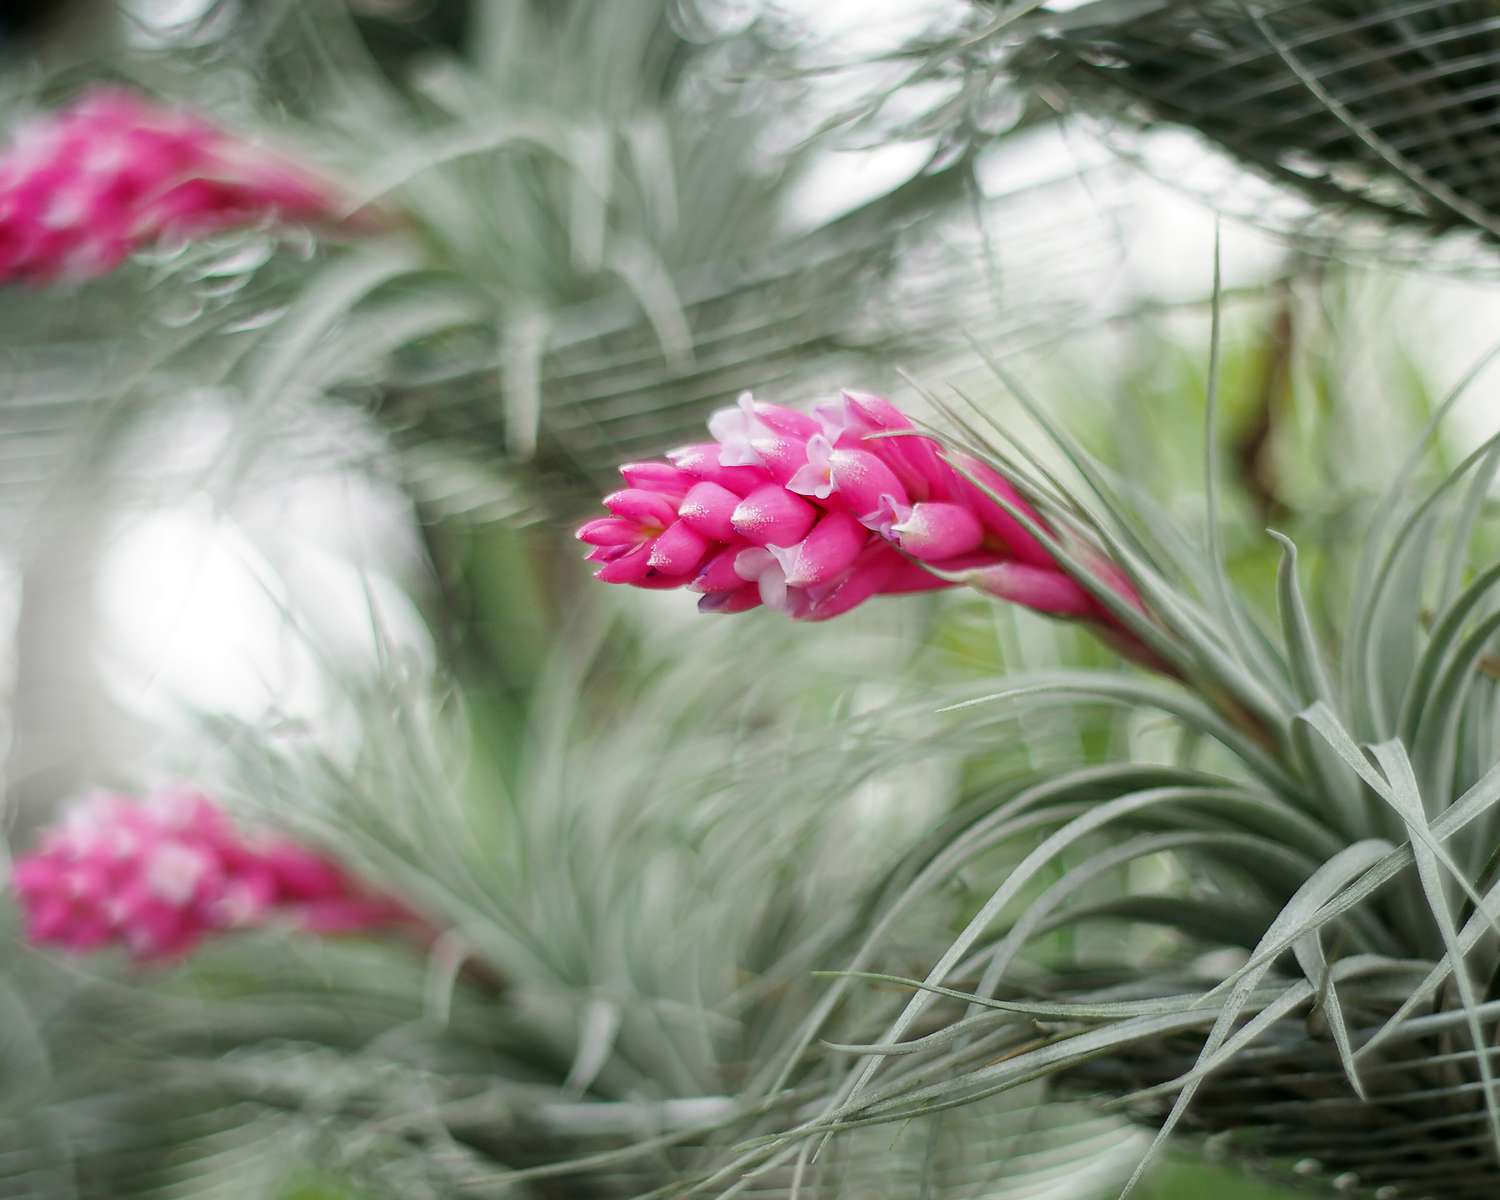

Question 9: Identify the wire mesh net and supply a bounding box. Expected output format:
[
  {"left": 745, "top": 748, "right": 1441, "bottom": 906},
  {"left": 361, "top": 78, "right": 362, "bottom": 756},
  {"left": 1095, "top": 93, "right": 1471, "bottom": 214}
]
[{"left": 1011, "top": 0, "right": 1500, "bottom": 265}]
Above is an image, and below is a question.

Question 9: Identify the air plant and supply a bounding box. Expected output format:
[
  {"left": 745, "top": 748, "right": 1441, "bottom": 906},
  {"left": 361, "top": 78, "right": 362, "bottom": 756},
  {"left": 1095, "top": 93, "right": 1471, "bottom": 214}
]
[{"left": 566, "top": 301, "right": 1500, "bottom": 1197}]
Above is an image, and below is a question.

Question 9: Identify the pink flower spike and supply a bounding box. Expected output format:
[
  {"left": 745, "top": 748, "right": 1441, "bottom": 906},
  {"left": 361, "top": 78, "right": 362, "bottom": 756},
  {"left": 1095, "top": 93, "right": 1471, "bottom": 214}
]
[
  {"left": 676, "top": 480, "right": 741, "bottom": 542},
  {"left": 828, "top": 448, "right": 909, "bottom": 524},
  {"left": 647, "top": 519, "right": 711, "bottom": 576},
  {"left": 12, "top": 788, "right": 411, "bottom": 963},
  {"left": 889, "top": 502, "right": 985, "bottom": 562},
  {"left": 731, "top": 483, "right": 818, "bottom": 547},
  {"left": 0, "top": 87, "right": 369, "bottom": 285},
  {"left": 774, "top": 511, "right": 867, "bottom": 588},
  {"left": 787, "top": 434, "right": 836, "bottom": 500},
  {"left": 620, "top": 462, "right": 693, "bottom": 500},
  {"left": 666, "top": 444, "right": 770, "bottom": 495},
  {"left": 963, "top": 562, "right": 1096, "bottom": 616}
]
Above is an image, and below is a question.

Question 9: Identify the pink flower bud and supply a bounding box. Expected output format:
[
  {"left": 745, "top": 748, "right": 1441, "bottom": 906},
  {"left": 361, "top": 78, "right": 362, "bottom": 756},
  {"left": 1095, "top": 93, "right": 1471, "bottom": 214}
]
[
  {"left": 602, "top": 488, "right": 676, "bottom": 528},
  {"left": 676, "top": 481, "right": 742, "bottom": 542},
  {"left": 774, "top": 511, "right": 866, "bottom": 588},
  {"left": 647, "top": 519, "right": 711, "bottom": 576},
  {"left": 731, "top": 483, "right": 818, "bottom": 547},
  {"left": 576, "top": 518, "right": 641, "bottom": 547},
  {"left": 889, "top": 502, "right": 985, "bottom": 562},
  {"left": 594, "top": 542, "right": 656, "bottom": 584},
  {"left": 620, "top": 462, "right": 693, "bottom": 500}
]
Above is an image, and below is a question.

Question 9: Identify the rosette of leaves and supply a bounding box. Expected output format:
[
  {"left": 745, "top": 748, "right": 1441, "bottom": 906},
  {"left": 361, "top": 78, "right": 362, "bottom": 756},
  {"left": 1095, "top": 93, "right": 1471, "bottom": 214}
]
[{"left": 675, "top": 286, "right": 1500, "bottom": 1197}]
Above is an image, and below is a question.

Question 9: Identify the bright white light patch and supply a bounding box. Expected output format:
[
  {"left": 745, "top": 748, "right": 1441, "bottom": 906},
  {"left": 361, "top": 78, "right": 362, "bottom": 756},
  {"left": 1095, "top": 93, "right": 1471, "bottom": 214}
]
[{"left": 97, "top": 504, "right": 316, "bottom": 721}]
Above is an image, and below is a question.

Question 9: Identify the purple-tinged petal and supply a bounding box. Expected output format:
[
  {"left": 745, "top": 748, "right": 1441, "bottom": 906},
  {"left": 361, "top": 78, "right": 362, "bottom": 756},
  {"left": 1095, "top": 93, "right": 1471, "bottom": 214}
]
[
  {"left": 688, "top": 545, "right": 749, "bottom": 593},
  {"left": 594, "top": 542, "right": 656, "bottom": 584},
  {"left": 602, "top": 488, "right": 677, "bottom": 528},
  {"left": 731, "top": 484, "right": 818, "bottom": 547},
  {"left": 676, "top": 480, "right": 741, "bottom": 542},
  {"left": 865, "top": 493, "right": 910, "bottom": 540},
  {"left": 775, "top": 511, "right": 867, "bottom": 588},
  {"left": 667, "top": 443, "right": 770, "bottom": 495},
  {"left": 698, "top": 585, "right": 762, "bottom": 614},
  {"left": 786, "top": 433, "right": 836, "bottom": 499},
  {"left": 619, "top": 461, "right": 693, "bottom": 500},
  {"left": 828, "top": 448, "right": 909, "bottom": 522},
  {"left": 576, "top": 517, "right": 642, "bottom": 547},
  {"left": 647, "top": 519, "right": 711, "bottom": 576},
  {"left": 964, "top": 562, "right": 1095, "bottom": 616},
  {"left": 889, "top": 502, "right": 984, "bottom": 561}
]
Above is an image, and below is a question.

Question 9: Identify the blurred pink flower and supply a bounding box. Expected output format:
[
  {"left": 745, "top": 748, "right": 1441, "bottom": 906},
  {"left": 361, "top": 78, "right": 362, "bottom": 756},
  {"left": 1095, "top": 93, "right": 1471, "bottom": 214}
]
[
  {"left": 11, "top": 788, "right": 409, "bottom": 961},
  {"left": 0, "top": 87, "right": 369, "bottom": 283}
]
